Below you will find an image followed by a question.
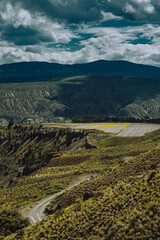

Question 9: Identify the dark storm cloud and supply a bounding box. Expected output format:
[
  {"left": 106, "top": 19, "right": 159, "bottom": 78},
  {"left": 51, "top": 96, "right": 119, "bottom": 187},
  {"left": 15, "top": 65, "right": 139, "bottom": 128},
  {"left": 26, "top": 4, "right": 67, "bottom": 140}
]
[
  {"left": 99, "top": 19, "right": 146, "bottom": 28},
  {"left": 0, "top": 0, "right": 159, "bottom": 48},
  {"left": 9, "top": 0, "right": 160, "bottom": 23},
  {"left": 1, "top": 25, "right": 53, "bottom": 45},
  {"left": 100, "top": 0, "right": 160, "bottom": 23},
  {"left": 0, "top": 0, "right": 160, "bottom": 66},
  {"left": 10, "top": 0, "right": 102, "bottom": 23}
]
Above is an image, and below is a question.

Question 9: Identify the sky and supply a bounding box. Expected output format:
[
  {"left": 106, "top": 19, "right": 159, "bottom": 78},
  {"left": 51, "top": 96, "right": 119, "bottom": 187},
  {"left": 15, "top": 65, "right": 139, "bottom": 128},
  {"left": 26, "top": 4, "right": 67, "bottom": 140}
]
[{"left": 0, "top": 0, "right": 160, "bottom": 66}]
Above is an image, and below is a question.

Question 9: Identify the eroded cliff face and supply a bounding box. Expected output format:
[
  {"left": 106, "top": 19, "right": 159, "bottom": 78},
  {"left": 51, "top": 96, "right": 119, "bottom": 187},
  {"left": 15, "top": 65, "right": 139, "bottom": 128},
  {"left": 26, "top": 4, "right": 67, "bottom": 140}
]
[
  {"left": 1, "top": 74, "right": 160, "bottom": 128},
  {"left": 0, "top": 125, "right": 97, "bottom": 186},
  {"left": 0, "top": 82, "right": 65, "bottom": 127}
]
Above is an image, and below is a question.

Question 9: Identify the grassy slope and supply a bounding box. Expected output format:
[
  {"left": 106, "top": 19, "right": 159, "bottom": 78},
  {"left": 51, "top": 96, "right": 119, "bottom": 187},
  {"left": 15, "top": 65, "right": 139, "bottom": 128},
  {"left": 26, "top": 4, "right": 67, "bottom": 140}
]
[
  {"left": 12, "top": 166, "right": 160, "bottom": 240},
  {"left": 0, "top": 127, "right": 160, "bottom": 239}
]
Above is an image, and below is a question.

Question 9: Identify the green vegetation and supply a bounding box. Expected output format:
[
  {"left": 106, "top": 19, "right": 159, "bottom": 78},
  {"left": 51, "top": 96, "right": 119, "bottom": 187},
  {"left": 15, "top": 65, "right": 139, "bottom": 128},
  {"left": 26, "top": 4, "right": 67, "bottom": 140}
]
[
  {"left": 0, "top": 210, "right": 29, "bottom": 239},
  {"left": 7, "top": 167, "right": 160, "bottom": 240},
  {"left": 1, "top": 125, "right": 160, "bottom": 239}
]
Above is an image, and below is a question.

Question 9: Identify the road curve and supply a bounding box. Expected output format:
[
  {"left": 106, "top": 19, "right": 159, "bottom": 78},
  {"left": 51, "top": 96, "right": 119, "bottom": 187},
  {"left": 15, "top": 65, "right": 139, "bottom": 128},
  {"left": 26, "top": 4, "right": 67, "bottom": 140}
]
[{"left": 29, "top": 176, "right": 92, "bottom": 224}]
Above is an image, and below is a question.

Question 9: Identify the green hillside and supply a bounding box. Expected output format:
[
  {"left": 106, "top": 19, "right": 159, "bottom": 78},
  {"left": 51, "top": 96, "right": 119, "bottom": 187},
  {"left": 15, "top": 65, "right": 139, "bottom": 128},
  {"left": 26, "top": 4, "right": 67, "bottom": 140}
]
[
  {"left": 0, "top": 125, "right": 160, "bottom": 239},
  {"left": 1, "top": 75, "right": 160, "bottom": 127},
  {"left": 7, "top": 149, "right": 160, "bottom": 240}
]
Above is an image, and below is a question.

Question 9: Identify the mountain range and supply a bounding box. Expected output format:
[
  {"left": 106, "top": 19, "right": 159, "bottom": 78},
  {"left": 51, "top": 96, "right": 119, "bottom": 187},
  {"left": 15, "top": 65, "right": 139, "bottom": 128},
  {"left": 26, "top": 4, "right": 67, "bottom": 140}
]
[
  {"left": 0, "top": 60, "right": 160, "bottom": 83},
  {"left": 0, "top": 60, "right": 160, "bottom": 126}
]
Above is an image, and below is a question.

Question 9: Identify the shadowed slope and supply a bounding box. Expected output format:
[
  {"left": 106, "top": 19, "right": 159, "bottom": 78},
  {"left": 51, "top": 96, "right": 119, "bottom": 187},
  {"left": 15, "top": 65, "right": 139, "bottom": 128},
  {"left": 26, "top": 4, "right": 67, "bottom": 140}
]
[{"left": 1, "top": 74, "right": 160, "bottom": 126}]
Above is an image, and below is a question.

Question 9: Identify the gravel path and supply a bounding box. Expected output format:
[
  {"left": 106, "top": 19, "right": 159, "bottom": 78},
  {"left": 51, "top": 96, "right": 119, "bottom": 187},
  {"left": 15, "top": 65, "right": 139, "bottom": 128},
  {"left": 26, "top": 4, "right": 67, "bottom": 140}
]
[{"left": 27, "top": 176, "right": 92, "bottom": 224}]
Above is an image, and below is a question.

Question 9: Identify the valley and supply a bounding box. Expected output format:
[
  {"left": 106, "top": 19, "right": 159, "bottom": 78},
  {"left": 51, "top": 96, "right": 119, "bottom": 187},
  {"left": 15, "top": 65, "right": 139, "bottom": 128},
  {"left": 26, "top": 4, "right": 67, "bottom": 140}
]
[
  {"left": 0, "top": 60, "right": 160, "bottom": 239},
  {"left": 1, "top": 0, "right": 160, "bottom": 238}
]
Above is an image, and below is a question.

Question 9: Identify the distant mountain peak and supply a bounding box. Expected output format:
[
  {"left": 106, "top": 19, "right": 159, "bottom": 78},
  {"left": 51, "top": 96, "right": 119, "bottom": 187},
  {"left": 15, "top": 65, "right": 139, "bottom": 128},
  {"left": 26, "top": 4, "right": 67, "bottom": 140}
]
[{"left": 0, "top": 60, "right": 160, "bottom": 84}]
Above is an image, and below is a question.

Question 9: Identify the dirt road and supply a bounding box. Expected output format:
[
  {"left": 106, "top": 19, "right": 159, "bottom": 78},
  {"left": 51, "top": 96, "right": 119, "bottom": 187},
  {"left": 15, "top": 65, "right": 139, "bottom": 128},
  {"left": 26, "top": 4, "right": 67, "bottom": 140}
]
[{"left": 27, "top": 176, "right": 92, "bottom": 224}]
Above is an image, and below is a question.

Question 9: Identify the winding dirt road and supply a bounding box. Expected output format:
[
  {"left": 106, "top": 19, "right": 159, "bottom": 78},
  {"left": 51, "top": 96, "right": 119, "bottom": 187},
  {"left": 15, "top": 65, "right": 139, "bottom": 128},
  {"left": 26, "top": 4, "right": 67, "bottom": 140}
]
[{"left": 28, "top": 176, "right": 92, "bottom": 224}]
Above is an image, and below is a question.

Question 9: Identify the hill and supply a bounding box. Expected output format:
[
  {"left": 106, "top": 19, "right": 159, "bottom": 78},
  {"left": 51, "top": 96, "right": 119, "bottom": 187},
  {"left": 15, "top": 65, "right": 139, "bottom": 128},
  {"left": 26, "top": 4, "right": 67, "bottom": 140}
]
[
  {"left": 0, "top": 125, "right": 98, "bottom": 187},
  {"left": 1, "top": 74, "right": 160, "bottom": 126},
  {"left": 0, "top": 125, "right": 160, "bottom": 239},
  {"left": 0, "top": 60, "right": 160, "bottom": 84},
  {"left": 0, "top": 60, "right": 160, "bottom": 83}
]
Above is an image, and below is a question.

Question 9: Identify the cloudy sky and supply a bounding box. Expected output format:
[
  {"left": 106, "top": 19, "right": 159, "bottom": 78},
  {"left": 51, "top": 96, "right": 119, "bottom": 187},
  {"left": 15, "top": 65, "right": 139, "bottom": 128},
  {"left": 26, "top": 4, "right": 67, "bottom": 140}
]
[{"left": 0, "top": 0, "right": 160, "bottom": 66}]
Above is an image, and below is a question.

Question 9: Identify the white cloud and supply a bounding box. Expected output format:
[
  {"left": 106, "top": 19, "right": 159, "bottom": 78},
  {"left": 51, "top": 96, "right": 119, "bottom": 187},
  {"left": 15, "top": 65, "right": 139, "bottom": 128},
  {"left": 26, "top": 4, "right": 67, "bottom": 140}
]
[
  {"left": 125, "top": 3, "right": 135, "bottom": 13},
  {"left": 101, "top": 11, "right": 122, "bottom": 21},
  {"left": 0, "top": 1, "right": 160, "bottom": 67},
  {"left": 1, "top": 3, "right": 32, "bottom": 27},
  {"left": 1, "top": 22, "right": 160, "bottom": 67},
  {"left": 0, "top": 1, "right": 77, "bottom": 45}
]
